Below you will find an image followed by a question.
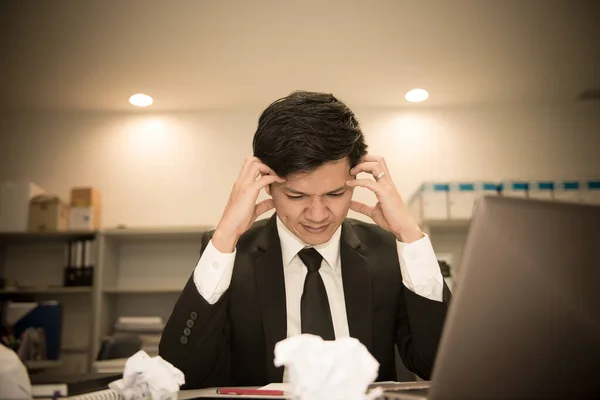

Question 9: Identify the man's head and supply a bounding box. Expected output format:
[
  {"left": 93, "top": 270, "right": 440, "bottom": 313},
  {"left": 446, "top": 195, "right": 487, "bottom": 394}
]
[{"left": 253, "top": 91, "right": 368, "bottom": 245}]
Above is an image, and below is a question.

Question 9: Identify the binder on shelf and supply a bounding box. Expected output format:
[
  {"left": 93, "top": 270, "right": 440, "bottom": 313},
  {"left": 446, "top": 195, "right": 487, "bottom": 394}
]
[
  {"left": 64, "top": 239, "right": 95, "bottom": 287},
  {"left": 7, "top": 301, "right": 62, "bottom": 361}
]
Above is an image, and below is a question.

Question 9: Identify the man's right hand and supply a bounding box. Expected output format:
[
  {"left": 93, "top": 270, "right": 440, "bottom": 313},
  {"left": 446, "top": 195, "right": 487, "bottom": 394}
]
[{"left": 212, "top": 156, "right": 285, "bottom": 253}]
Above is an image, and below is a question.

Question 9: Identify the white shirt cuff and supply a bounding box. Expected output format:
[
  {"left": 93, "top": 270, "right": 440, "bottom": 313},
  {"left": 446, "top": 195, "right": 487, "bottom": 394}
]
[
  {"left": 193, "top": 239, "right": 237, "bottom": 304},
  {"left": 396, "top": 233, "right": 444, "bottom": 302}
]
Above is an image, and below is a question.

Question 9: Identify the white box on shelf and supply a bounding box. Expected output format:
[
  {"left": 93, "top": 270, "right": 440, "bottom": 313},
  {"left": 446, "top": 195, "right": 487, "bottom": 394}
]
[
  {"left": 0, "top": 181, "right": 46, "bottom": 231},
  {"left": 554, "top": 180, "right": 583, "bottom": 203},
  {"left": 528, "top": 181, "right": 554, "bottom": 200},
  {"left": 500, "top": 181, "right": 529, "bottom": 198},
  {"left": 69, "top": 207, "right": 97, "bottom": 230},
  {"left": 410, "top": 183, "right": 450, "bottom": 222},
  {"left": 581, "top": 180, "right": 600, "bottom": 205}
]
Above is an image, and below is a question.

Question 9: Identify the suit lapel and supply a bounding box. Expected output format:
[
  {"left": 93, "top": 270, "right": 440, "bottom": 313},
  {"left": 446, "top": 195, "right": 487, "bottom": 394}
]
[
  {"left": 253, "top": 215, "right": 287, "bottom": 383},
  {"left": 340, "top": 220, "right": 373, "bottom": 351}
]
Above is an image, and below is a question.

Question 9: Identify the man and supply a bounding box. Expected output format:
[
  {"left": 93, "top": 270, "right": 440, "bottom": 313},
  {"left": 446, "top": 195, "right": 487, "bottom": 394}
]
[{"left": 159, "top": 91, "right": 449, "bottom": 389}]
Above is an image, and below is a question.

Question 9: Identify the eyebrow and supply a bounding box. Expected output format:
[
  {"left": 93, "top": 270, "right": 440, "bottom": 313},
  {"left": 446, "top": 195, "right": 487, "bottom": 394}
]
[{"left": 284, "top": 185, "right": 347, "bottom": 196}]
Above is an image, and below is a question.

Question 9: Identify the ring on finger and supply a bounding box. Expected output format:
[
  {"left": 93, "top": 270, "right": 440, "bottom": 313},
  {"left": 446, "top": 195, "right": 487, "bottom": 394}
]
[{"left": 376, "top": 171, "right": 385, "bottom": 180}]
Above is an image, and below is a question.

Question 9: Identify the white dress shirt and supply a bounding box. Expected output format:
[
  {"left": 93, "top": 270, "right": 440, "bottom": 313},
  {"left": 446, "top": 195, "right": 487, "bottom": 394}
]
[{"left": 193, "top": 216, "right": 444, "bottom": 382}]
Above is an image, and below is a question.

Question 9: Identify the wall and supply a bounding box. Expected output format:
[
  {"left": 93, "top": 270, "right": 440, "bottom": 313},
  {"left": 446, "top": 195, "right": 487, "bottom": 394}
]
[{"left": 1, "top": 103, "right": 599, "bottom": 228}]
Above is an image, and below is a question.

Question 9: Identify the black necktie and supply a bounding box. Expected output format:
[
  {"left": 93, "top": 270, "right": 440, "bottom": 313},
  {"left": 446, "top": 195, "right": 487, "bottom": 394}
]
[{"left": 298, "top": 248, "right": 335, "bottom": 340}]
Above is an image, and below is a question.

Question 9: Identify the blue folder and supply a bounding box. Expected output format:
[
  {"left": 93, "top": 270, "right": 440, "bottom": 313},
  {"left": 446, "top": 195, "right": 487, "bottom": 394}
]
[{"left": 12, "top": 301, "right": 62, "bottom": 360}]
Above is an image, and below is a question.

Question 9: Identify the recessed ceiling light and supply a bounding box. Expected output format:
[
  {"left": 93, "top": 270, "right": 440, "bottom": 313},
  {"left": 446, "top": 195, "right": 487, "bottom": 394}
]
[
  {"left": 129, "top": 93, "right": 153, "bottom": 107},
  {"left": 405, "top": 88, "right": 429, "bottom": 103}
]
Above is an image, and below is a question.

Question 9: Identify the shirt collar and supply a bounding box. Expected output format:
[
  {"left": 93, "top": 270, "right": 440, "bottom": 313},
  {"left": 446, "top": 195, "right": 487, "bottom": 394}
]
[{"left": 276, "top": 215, "right": 342, "bottom": 271}]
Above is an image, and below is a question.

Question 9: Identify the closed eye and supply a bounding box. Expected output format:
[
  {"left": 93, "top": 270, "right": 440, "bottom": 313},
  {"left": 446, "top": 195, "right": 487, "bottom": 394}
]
[{"left": 285, "top": 192, "right": 345, "bottom": 200}]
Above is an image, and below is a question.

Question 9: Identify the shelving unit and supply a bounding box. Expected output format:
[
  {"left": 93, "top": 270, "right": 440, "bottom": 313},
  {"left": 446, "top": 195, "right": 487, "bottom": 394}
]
[
  {"left": 0, "top": 226, "right": 213, "bottom": 373},
  {"left": 0, "top": 286, "right": 93, "bottom": 294},
  {"left": 0, "top": 231, "right": 99, "bottom": 374},
  {"left": 91, "top": 226, "right": 212, "bottom": 361}
]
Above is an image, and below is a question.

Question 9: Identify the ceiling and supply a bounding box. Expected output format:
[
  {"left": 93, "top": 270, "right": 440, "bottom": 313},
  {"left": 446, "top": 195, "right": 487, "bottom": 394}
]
[{"left": 0, "top": 0, "right": 599, "bottom": 112}]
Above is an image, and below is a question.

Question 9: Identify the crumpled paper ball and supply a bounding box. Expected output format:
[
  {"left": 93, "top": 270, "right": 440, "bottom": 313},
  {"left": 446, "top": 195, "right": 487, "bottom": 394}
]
[
  {"left": 274, "top": 334, "right": 381, "bottom": 400},
  {"left": 108, "top": 350, "right": 185, "bottom": 400}
]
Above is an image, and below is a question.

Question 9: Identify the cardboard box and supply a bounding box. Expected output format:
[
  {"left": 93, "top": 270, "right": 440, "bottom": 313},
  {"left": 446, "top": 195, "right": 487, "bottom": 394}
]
[
  {"left": 0, "top": 182, "right": 46, "bottom": 232},
  {"left": 528, "top": 181, "right": 554, "bottom": 200},
  {"left": 27, "top": 195, "right": 69, "bottom": 232},
  {"left": 69, "top": 187, "right": 101, "bottom": 230},
  {"left": 70, "top": 187, "right": 101, "bottom": 207}
]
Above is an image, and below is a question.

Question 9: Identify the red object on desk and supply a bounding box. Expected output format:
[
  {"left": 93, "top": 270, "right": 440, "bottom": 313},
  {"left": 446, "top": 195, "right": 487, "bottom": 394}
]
[{"left": 217, "top": 388, "right": 285, "bottom": 396}]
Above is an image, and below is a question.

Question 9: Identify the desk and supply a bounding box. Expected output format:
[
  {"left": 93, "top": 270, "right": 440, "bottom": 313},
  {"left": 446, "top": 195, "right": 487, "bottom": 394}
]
[
  {"left": 177, "top": 381, "right": 429, "bottom": 399},
  {"left": 178, "top": 387, "right": 290, "bottom": 399}
]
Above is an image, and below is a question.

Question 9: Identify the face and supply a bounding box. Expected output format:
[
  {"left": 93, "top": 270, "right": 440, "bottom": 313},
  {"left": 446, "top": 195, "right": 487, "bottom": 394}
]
[{"left": 266, "top": 158, "right": 354, "bottom": 245}]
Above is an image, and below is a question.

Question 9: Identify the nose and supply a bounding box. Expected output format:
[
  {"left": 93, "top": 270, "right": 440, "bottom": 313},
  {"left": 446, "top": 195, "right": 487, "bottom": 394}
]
[{"left": 305, "top": 197, "right": 329, "bottom": 224}]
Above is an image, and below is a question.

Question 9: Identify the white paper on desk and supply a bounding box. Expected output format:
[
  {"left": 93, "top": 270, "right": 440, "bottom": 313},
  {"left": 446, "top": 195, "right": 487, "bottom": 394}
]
[
  {"left": 273, "top": 334, "right": 382, "bottom": 400},
  {"left": 108, "top": 350, "right": 185, "bottom": 400}
]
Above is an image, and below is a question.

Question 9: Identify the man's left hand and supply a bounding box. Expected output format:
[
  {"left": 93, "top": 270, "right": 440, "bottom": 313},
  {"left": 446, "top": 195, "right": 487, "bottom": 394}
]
[{"left": 346, "top": 154, "right": 424, "bottom": 243}]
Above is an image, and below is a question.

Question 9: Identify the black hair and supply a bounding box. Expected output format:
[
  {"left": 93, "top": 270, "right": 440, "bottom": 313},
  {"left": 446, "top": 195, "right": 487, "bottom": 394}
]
[{"left": 252, "top": 90, "right": 368, "bottom": 177}]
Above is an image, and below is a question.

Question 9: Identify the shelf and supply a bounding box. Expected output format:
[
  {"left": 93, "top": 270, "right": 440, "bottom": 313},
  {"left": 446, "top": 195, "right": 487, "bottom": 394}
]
[
  {"left": 103, "top": 287, "right": 183, "bottom": 294},
  {"left": 0, "top": 286, "right": 92, "bottom": 294},
  {"left": 61, "top": 346, "right": 90, "bottom": 353},
  {"left": 0, "top": 231, "right": 98, "bottom": 244},
  {"left": 102, "top": 225, "right": 213, "bottom": 242},
  {"left": 25, "top": 359, "right": 62, "bottom": 369}
]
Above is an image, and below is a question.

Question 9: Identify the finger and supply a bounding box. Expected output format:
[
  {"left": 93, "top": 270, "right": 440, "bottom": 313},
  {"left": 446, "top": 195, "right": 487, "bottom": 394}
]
[
  {"left": 253, "top": 174, "right": 285, "bottom": 190},
  {"left": 240, "top": 156, "right": 261, "bottom": 174},
  {"left": 350, "top": 200, "right": 374, "bottom": 218},
  {"left": 360, "top": 153, "right": 384, "bottom": 164},
  {"left": 346, "top": 178, "right": 383, "bottom": 195},
  {"left": 254, "top": 199, "right": 275, "bottom": 217},
  {"left": 244, "top": 161, "right": 277, "bottom": 182},
  {"left": 350, "top": 162, "right": 384, "bottom": 178},
  {"left": 360, "top": 154, "right": 389, "bottom": 171}
]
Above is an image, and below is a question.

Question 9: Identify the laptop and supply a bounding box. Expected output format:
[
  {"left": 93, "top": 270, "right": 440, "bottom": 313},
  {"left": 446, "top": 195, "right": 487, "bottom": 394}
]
[{"left": 385, "top": 195, "right": 600, "bottom": 399}]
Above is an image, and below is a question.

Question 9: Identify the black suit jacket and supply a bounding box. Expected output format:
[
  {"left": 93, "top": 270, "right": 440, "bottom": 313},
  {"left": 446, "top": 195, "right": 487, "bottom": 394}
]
[{"left": 159, "top": 215, "right": 449, "bottom": 389}]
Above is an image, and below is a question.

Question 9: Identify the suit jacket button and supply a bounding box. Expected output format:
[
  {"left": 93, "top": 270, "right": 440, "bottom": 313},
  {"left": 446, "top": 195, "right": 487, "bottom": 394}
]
[
  {"left": 180, "top": 335, "right": 188, "bottom": 344},
  {"left": 187, "top": 319, "right": 194, "bottom": 328},
  {"left": 190, "top": 311, "right": 198, "bottom": 320},
  {"left": 184, "top": 328, "right": 192, "bottom": 336}
]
